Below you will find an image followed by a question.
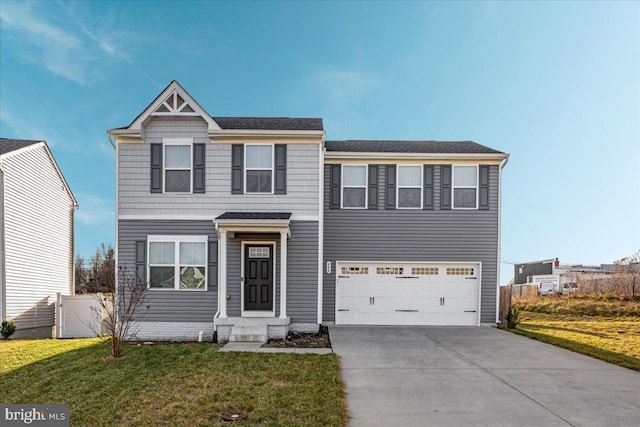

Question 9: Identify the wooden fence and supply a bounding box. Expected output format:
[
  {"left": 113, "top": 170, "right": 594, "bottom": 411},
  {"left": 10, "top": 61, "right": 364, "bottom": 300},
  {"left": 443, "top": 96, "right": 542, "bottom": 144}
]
[{"left": 498, "top": 286, "right": 512, "bottom": 322}]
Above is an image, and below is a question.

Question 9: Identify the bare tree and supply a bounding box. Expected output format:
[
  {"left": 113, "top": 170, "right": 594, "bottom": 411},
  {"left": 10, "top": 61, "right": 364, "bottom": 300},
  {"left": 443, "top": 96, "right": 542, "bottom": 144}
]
[
  {"left": 77, "top": 244, "right": 115, "bottom": 294},
  {"left": 613, "top": 250, "right": 640, "bottom": 298},
  {"left": 74, "top": 254, "right": 87, "bottom": 293},
  {"left": 93, "top": 265, "right": 147, "bottom": 358}
]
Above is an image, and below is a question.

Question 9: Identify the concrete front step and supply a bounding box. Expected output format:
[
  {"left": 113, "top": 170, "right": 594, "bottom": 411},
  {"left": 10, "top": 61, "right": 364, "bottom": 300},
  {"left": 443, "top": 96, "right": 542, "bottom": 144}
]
[
  {"left": 229, "top": 325, "right": 268, "bottom": 343},
  {"left": 229, "top": 334, "right": 267, "bottom": 343}
]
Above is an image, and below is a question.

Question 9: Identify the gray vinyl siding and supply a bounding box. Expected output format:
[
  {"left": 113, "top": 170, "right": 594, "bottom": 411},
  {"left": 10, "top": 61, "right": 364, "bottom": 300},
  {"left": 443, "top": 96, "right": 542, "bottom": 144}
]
[
  {"left": 225, "top": 221, "right": 318, "bottom": 323},
  {"left": 119, "top": 219, "right": 318, "bottom": 324},
  {"left": 118, "top": 220, "right": 217, "bottom": 323},
  {"left": 323, "top": 164, "right": 500, "bottom": 324},
  {"left": 118, "top": 117, "right": 320, "bottom": 218},
  {"left": 288, "top": 221, "right": 319, "bottom": 323},
  {"left": 1, "top": 145, "right": 74, "bottom": 332}
]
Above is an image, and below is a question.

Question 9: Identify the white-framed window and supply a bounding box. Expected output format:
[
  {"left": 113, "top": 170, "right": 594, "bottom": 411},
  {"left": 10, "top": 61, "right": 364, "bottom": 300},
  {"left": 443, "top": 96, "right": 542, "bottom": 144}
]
[
  {"left": 397, "top": 165, "right": 422, "bottom": 209},
  {"left": 248, "top": 247, "right": 270, "bottom": 258},
  {"left": 148, "top": 236, "right": 207, "bottom": 290},
  {"left": 341, "top": 165, "right": 367, "bottom": 209},
  {"left": 163, "top": 138, "right": 192, "bottom": 193},
  {"left": 245, "top": 144, "right": 274, "bottom": 193},
  {"left": 453, "top": 165, "right": 478, "bottom": 209}
]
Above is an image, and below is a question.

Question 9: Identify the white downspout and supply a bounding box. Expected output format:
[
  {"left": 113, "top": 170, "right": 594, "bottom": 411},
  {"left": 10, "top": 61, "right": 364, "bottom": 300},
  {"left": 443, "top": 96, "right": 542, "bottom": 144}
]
[
  {"left": 496, "top": 155, "right": 509, "bottom": 323},
  {"left": 317, "top": 137, "right": 325, "bottom": 325},
  {"left": 213, "top": 222, "right": 220, "bottom": 333}
]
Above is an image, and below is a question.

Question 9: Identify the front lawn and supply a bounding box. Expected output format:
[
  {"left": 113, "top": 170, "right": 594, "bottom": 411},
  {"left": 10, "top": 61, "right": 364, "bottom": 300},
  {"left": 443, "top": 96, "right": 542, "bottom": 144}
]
[
  {"left": 0, "top": 338, "right": 347, "bottom": 426},
  {"left": 506, "top": 310, "right": 640, "bottom": 372}
]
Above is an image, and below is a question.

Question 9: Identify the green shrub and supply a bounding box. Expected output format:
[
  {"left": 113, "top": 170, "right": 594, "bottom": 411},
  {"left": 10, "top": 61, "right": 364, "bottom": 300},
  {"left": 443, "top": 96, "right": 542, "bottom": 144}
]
[
  {"left": 506, "top": 307, "right": 520, "bottom": 329},
  {"left": 1, "top": 321, "right": 17, "bottom": 339}
]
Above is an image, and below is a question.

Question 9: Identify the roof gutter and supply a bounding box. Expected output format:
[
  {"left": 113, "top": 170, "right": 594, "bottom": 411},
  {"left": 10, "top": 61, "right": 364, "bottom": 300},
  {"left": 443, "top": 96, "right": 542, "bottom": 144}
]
[{"left": 325, "top": 151, "right": 509, "bottom": 161}]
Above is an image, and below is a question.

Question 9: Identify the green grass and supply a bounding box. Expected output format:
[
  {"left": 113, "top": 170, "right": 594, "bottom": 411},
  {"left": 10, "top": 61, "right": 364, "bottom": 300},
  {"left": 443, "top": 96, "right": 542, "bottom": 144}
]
[
  {"left": 503, "top": 311, "right": 640, "bottom": 371},
  {"left": 0, "top": 338, "right": 347, "bottom": 426}
]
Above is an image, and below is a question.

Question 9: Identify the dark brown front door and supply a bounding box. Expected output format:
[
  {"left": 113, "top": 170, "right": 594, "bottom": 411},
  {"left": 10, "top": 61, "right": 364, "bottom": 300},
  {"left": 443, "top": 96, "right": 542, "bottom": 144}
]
[{"left": 244, "top": 245, "right": 273, "bottom": 311}]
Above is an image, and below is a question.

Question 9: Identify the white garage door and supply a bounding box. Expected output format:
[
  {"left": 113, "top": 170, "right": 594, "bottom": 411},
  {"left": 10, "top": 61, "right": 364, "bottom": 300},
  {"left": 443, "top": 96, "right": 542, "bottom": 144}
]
[{"left": 335, "top": 262, "right": 480, "bottom": 326}]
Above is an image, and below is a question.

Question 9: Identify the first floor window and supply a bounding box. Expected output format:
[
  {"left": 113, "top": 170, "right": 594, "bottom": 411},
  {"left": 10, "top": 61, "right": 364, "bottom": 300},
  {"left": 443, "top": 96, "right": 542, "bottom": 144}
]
[
  {"left": 453, "top": 165, "right": 478, "bottom": 209},
  {"left": 164, "top": 141, "right": 192, "bottom": 193},
  {"left": 245, "top": 144, "right": 273, "bottom": 193},
  {"left": 148, "top": 237, "right": 207, "bottom": 290},
  {"left": 397, "top": 165, "right": 422, "bottom": 208},
  {"left": 342, "top": 165, "right": 367, "bottom": 208}
]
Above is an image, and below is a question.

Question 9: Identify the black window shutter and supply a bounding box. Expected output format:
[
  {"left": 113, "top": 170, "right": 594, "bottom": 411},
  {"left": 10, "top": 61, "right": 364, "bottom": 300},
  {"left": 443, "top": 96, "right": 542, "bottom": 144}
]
[
  {"left": 231, "top": 144, "right": 244, "bottom": 194},
  {"left": 479, "top": 165, "right": 490, "bottom": 210},
  {"left": 150, "top": 144, "right": 163, "bottom": 193},
  {"left": 208, "top": 241, "right": 218, "bottom": 289},
  {"left": 368, "top": 165, "right": 378, "bottom": 209},
  {"left": 193, "top": 143, "right": 205, "bottom": 193},
  {"left": 385, "top": 165, "right": 396, "bottom": 209},
  {"left": 274, "top": 144, "right": 287, "bottom": 194},
  {"left": 441, "top": 165, "right": 451, "bottom": 210},
  {"left": 329, "top": 165, "right": 341, "bottom": 209},
  {"left": 424, "top": 165, "right": 434, "bottom": 210},
  {"left": 135, "top": 241, "right": 146, "bottom": 285}
]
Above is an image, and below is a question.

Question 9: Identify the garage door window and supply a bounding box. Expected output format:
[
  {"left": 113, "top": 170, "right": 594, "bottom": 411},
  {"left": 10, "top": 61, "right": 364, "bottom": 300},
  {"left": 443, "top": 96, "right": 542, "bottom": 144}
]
[
  {"left": 376, "top": 266, "right": 404, "bottom": 275},
  {"left": 341, "top": 266, "right": 369, "bottom": 275},
  {"left": 412, "top": 267, "right": 439, "bottom": 275},
  {"left": 447, "top": 267, "right": 474, "bottom": 276}
]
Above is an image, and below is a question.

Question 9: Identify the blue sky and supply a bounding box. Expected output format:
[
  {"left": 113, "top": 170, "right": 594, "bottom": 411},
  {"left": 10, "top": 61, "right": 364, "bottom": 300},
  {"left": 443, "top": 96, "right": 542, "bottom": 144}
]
[{"left": 1, "top": 1, "right": 638, "bottom": 282}]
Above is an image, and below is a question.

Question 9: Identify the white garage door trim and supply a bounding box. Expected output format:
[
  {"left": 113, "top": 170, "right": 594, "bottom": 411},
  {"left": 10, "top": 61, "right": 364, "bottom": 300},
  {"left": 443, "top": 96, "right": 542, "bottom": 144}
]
[{"left": 335, "top": 261, "right": 482, "bottom": 326}]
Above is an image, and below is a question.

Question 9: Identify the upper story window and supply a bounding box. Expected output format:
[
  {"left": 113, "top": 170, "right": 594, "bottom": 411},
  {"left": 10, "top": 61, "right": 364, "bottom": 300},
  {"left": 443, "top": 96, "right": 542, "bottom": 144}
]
[
  {"left": 453, "top": 165, "right": 478, "bottom": 209},
  {"left": 150, "top": 138, "right": 205, "bottom": 194},
  {"left": 341, "top": 165, "right": 367, "bottom": 209},
  {"left": 164, "top": 141, "right": 192, "bottom": 193},
  {"left": 397, "top": 165, "right": 422, "bottom": 209},
  {"left": 148, "top": 236, "right": 207, "bottom": 290},
  {"left": 245, "top": 144, "right": 273, "bottom": 193}
]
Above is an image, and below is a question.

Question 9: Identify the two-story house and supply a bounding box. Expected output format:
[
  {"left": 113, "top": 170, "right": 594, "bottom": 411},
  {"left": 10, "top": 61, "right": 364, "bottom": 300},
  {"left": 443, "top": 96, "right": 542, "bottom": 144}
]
[
  {"left": 0, "top": 138, "right": 77, "bottom": 338},
  {"left": 108, "top": 81, "right": 508, "bottom": 342}
]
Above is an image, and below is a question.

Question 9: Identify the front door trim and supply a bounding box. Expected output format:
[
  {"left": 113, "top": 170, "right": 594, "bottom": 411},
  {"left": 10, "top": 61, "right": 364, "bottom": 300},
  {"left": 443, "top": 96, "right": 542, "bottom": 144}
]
[{"left": 241, "top": 240, "right": 277, "bottom": 317}]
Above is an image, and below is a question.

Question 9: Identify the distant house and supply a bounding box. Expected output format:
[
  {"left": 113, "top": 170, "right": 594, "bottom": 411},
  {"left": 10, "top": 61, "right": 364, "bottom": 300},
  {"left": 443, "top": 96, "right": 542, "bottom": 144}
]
[
  {"left": 0, "top": 138, "right": 77, "bottom": 338},
  {"left": 514, "top": 258, "right": 628, "bottom": 294}
]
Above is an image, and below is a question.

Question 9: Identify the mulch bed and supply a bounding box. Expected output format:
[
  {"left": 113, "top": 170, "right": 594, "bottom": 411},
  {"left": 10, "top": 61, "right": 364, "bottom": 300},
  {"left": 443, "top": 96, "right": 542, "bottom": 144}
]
[{"left": 262, "top": 331, "right": 331, "bottom": 348}]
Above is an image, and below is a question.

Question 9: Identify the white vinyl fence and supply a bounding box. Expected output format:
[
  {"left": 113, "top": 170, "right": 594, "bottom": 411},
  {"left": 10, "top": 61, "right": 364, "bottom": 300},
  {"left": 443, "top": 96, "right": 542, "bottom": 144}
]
[{"left": 56, "top": 293, "right": 111, "bottom": 338}]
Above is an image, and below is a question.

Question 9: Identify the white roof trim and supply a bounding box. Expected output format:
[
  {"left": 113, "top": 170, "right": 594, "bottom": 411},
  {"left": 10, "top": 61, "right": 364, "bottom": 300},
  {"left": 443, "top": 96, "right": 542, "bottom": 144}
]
[{"left": 126, "top": 81, "right": 220, "bottom": 132}]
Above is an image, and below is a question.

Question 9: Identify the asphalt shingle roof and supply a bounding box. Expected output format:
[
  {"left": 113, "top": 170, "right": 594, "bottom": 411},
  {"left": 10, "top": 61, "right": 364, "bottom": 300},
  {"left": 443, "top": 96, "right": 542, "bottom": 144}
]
[
  {"left": 216, "top": 212, "right": 292, "bottom": 220},
  {"left": 325, "top": 140, "right": 504, "bottom": 154},
  {"left": 0, "top": 138, "right": 41, "bottom": 155},
  {"left": 213, "top": 117, "right": 323, "bottom": 131}
]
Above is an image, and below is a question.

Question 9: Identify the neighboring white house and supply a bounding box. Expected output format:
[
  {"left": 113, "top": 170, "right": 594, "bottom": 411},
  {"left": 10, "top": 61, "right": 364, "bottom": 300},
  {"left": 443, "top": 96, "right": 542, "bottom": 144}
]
[{"left": 0, "top": 138, "right": 77, "bottom": 338}]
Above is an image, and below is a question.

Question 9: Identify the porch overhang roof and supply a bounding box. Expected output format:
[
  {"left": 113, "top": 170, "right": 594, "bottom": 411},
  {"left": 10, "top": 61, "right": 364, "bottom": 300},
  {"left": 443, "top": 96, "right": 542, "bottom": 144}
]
[{"left": 214, "top": 212, "right": 291, "bottom": 235}]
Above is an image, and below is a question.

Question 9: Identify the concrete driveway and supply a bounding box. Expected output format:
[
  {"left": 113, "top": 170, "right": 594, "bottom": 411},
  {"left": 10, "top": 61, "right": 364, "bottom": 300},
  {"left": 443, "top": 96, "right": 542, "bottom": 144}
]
[{"left": 330, "top": 326, "right": 640, "bottom": 427}]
